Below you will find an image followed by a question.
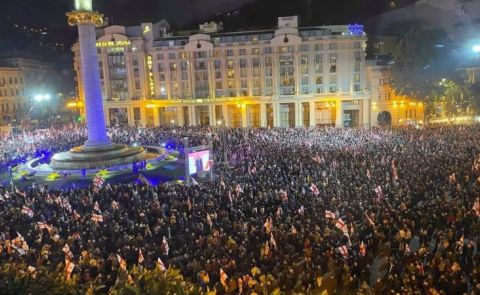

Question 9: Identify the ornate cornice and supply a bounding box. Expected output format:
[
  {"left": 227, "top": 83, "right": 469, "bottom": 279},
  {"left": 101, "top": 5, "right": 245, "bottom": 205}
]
[{"left": 66, "top": 10, "right": 104, "bottom": 27}]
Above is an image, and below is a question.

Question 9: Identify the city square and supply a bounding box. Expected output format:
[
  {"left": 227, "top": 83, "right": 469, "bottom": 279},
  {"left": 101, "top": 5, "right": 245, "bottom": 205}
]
[{"left": 1, "top": 0, "right": 480, "bottom": 294}]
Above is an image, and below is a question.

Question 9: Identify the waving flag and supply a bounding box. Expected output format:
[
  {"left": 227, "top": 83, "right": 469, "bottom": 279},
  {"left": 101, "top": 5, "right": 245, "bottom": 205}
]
[
  {"left": 138, "top": 249, "right": 144, "bottom": 264},
  {"left": 235, "top": 184, "right": 243, "bottom": 196},
  {"left": 338, "top": 245, "right": 348, "bottom": 258},
  {"left": 473, "top": 199, "right": 480, "bottom": 216},
  {"left": 162, "top": 236, "right": 169, "bottom": 256},
  {"left": 310, "top": 183, "right": 320, "bottom": 196},
  {"left": 91, "top": 213, "right": 103, "bottom": 223},
  {"left": 335, "top": 218, "right": 348, "bottom": 234},
  {"left": 93, "top": 175, "right": 105, "bottom": 188},
  {"left": 117, "top": 254, "right": 127, "bottom": 271},
  {"left": 364, "top": 212, "right": 375, "bottom": 227},
  {"left": 325, "top": 210, "right": 336, "bottom": 219},
  {"left": 270, "top": 233, "right": 277, "bottom": 249},
  {"left": 359, "top": 241, "right": 366, "bottom": 256},
  {"left": 374, "top": 186, "right": 384, "bottom": 199},
  {"left": 21, "top": 206, "right": 34, "bottom": 218},
  {"left": 206, "top": 213, "right": 213, "bottom": 228},
  {"left": 156, "top": 257, "right": 166, "bottom": 271},
  {"left": 220, "top": 268, "right": 228, "bottom": 288},
  {"left": 93, "top": 201, "right": 101, "bottom": 213},
  {"left": 63, "top": 244, "right": 74, "bottom": 259}
]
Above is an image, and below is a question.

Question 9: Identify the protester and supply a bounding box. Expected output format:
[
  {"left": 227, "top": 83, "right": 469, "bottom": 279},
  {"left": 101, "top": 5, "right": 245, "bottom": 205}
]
[{"left": 1, "top": 125, "right": 480, "bottom": 294}]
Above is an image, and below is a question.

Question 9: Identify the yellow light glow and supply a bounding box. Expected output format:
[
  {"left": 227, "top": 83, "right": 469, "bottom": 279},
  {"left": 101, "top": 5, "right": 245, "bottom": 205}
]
[
  {"left": 66, "top": 102, "right": 78, "bottom": 108},
  {"left": 146, "top": 104, "right": 155, "bottom": 109}
]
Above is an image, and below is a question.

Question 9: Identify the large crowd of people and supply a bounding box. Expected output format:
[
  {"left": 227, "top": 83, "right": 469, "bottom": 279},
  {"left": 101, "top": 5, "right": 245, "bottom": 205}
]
[{"left": 1, "top": 125, "right": 480, "bottom": 293}]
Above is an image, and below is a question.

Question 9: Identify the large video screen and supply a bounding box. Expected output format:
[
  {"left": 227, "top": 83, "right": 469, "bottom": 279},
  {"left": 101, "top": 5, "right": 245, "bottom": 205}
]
[{"left": 188, "top": 150, "right": 211, "bottom": 174}]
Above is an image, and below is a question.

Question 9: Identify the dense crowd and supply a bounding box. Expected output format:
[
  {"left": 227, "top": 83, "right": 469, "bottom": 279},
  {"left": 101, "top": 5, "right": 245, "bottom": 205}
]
[{"left": 1, "top": 125, "right": 480, "bottom": 294}]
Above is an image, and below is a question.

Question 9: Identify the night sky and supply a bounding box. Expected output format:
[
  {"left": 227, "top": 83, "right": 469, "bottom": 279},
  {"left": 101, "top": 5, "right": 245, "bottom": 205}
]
[{"left": 0, "top": 0, "right": 416, "bottom": 93}]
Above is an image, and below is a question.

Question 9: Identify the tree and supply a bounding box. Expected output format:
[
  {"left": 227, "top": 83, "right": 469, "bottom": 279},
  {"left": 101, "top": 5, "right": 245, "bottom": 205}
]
[{"left": 390, "top": 27, "right": 455, "bottom": 123}]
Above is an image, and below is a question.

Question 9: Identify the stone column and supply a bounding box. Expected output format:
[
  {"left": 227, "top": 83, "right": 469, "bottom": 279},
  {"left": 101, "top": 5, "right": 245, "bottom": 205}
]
[
  {"left": 177, "top": 106, "right": 185, "bottom": 126},
  {"left": 222, "top": 105, "right": 229, "bottom": 127},
  {"left": 260, "top": 103, "right": 267, "bottom": 127},
  {"left": 188, "top": 105, "right": 196, "bottom": 126},
  {"left": 273, "top": 102, "right": 279, "bottom": 127},
  {"left": 295, "top": 102, "right": 303, "bottom": 127},
  {"left": 140, "top": 107, "right": 147, "bottom": 127},
  {"left": 241, "top": 105, "right": 247, "bottom": 127},
  {"left": 362, "top": 99, "right": 371, "bottom": 128},
  {"left": 77, "top": 22, "right": 111, "bottom": 147},
  {"left": 335, "top": 100, "right": 344, "bottom": 128},
  {"left": 152, "top": 108, "right": 160, "bottom": 126},
  {"left": 209, "top": 105, "right": 216, "bottom": 126},
  {"left": 309, "top": 101, "right": 316, "bottom": 128}
]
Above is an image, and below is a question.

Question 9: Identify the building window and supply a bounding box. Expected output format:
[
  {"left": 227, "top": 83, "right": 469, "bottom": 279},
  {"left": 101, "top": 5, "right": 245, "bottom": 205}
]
[
  {"left": 300, "top": 44, "right": 309, "bottom": 52},
  {"left": 157, "top": 53, "right": 164, "bottom": 60},
  {"left": 226, "top": 49, "right": 234, "bottom": 56},
  {"left": 329, "top": 75, "right": 337, "bottom": 93},
  {"left": 315, "top": 54, "right": 323, "bottom": 74},
  {"left": 252, "top": 48, "right": 260, "bottom": 55},
  {"left": 239, "top": 49, "right": 246, "bottom": 56},
  {"left": 315, "top": 44, "right": 323, "bottom": 51},
  {"left": 329, "top": 43, "right": 337, "bottom": 50},
  {"left": 264, "top": 47, "right": 273, "bottom": 54},
  {"left": 168, "top": 52, "right": 176, "bottom": 59},
  {"left": 279, "top": 54, "right": 295, "bottom": 95}
]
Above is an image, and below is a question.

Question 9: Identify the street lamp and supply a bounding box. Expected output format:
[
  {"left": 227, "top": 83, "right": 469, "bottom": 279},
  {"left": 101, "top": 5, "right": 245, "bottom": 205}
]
[
  {"left": 472, "top": 44, "right": 480, "bottom": 53},
  {"left": 33, "top": 94, "right": 51, "bottom": 102}
]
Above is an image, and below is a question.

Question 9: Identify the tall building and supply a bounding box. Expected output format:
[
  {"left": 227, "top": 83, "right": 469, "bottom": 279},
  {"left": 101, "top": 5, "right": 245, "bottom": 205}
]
[
  {"left": 72, "top": 16, "right": 371, "bottom": 128},
  {"left": 366, "top": 60, "right": 424, "bottom": 126},
  {"left": 0, "top": 67, "right": 27, "bottom": 128},
  {"left": 0, "top": 58, "right": 54, "bottom": 98}
]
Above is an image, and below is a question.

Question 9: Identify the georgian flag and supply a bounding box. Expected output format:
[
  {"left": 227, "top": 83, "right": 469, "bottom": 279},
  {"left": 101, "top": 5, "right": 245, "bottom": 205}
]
[
  {"left": 93, "top": 175, "right": 105, "bottom": 188},
  {"left": 312, "top": 154, "right": 322, "bottom": 164},
  {"left": 162, "top": 236, "right": 169, "bottom": 256},
  {"left": 359, "top": 241, "right": 366, "bottom": 256},
  {"left": 270, "top": 233, "right": 277, "bottom": 249},
  {"left": 235, "top": 184, "right": 243, "bottom": 196},
  {"left": 91, "top": 213, "right": 103, "bottom": 223},
  {"left": 21, "top": 205, "right": 34, "bottom": 218},
  {"left": 374, "top": 185, "right": 384, "bottom": 198},
  {"left": 157, "top": 257, "right": 166, "bottom": 271},
  {"left": 310, "top": 183, "right": 319, "bottom": 196},
  {"left": 206, "top": 213, "right": 213, "bottom": 228},
  {"left": 325, "top": 210, "right": 336, "bottom": 219},
  {"left": 138, "top": 249, "right": 144, "bottom": 264},
  {"left": 405, "top": 243, "right": 411, "bottom": 254},
  {"left": 93, "top": 201, "right": 101, "bottom": 213},
  {"left": 335, "top": 218, "right": 348, "bottom": 234},
  {"left": 338, "top": 245, "right": 348, "bottom": 258},
  {"left": 117, "top": 254, "right": 127, "bottom": 271},
  {"left": 220, "top": 268, "right": 228, "bottom": 288},
  {"left": 65, "top": 259, "right": 75, "bottom": 281},
  {"left": 473, "top": 199, "right": 480, "bottom": 216},
  {"left": 62, "top": 244, "right": 74, "bottom": 259}
]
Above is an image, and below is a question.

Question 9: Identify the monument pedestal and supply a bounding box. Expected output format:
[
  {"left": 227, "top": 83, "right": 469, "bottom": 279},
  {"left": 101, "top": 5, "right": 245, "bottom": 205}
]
[{"left": 51, "top": 144, "right": 156, "bottom": 170}]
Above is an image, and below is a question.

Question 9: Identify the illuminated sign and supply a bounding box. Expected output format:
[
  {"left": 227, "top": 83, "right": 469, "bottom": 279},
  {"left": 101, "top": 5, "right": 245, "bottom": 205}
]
[
  {"left": 143, "top": 26, "right": 151, "bottom": 35},
  {"left": 348, "top": 24, "right": 364, "bottom": 36},
  {"left": 146, "top": 55, "right": 156, "bottom": 97},
  {"left": 96, "top": 40, "right": 131, "bottom": 47}
]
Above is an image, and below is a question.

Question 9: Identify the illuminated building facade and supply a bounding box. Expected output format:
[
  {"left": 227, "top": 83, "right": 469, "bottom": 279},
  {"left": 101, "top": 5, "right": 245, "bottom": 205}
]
[
  {"left": 73, "top": 16, "right": 373, "bottom": 128},
  {"left": 366, "top": 60, "right": 424, "bottom": 126},
  {"left": 0, "top": 67, "right": 27, "bottom": 127}
]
